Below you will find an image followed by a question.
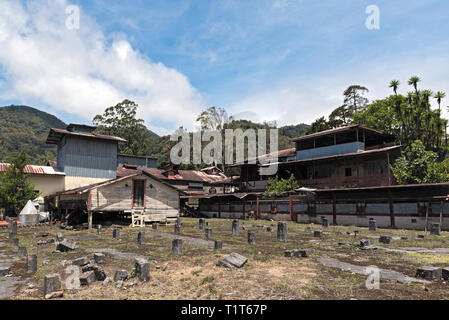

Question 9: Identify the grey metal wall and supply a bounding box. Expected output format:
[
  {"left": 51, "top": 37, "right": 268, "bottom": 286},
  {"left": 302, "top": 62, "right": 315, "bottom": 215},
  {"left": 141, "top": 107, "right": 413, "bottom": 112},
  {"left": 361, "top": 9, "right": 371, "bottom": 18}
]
[
  {"left": 296, "top": 141, "right": 364, "bottom": 160},
  {"left": 117, "top": 155, "right": 158, "bottom": 169},
  {"left": 58, "top": 136, "right": 117, "bottom": 179}
]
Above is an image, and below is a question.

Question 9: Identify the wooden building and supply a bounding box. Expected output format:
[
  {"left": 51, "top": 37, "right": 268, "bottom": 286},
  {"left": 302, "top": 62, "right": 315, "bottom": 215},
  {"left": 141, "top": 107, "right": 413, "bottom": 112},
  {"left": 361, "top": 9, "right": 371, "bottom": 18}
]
[
  {"left": 48, "top": 170, "right": 184, "bottom": 227},
  {"left": 234, "top": 125, "right": 401, "bottom": 191}
]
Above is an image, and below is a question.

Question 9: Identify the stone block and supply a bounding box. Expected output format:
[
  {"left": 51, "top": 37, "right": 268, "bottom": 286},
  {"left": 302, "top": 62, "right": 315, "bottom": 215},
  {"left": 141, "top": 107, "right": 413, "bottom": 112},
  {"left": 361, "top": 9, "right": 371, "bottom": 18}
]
[
  {"left": 27, "top": 254, "right": 37, "bottom": 273},
  {"left": 277, "top": 222, "right": 288, "bottom": 242},
  {"left": 379, "top": 236, "right": 392, "bottom": 244},
  {"left": 416, "top": 266, "right": 442, "bottom": 279},
  {"left": 80, "top": 270, "right": 96, "bottom": 285},
  {"left": 114, "top": 270, "right": 129, "bottom": 282},
  {"left": 216, "top": 252, "right": 248, "bottom": 268},
  {"left": 134, "top": 258, "right": 150, "bottom": 281},
  {"left": 172, "top": 239, "right": 183, "bottom": 255},
  {"left": 94, "top": 253, "right": 105, "bottom": 264},
  {"left": 214, "top": 240, "right": 223, "bottom": 250},
  {"left": 247, "top": 231, "right": 256, "bottom": 245},
  {"left": 44, "top": 274, "right": 61, "bottom": 296},
  {"left": 72, "top": 257, "right": 89, "bottom": 266}
]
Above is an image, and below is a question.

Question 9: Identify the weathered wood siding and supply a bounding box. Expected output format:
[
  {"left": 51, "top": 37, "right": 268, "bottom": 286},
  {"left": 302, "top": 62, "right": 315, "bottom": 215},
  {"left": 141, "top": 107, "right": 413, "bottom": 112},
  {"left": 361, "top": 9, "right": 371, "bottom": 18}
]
[{"left": 90, "top": 174, "right": 179, "bottom": 216}]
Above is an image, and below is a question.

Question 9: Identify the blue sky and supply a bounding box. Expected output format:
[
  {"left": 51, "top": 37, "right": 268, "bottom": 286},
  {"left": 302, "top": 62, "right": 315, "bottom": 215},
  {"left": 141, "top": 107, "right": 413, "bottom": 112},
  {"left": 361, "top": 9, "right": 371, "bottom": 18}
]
[{"left": 0, "top": 0, "right": 448, "bottom": 135}]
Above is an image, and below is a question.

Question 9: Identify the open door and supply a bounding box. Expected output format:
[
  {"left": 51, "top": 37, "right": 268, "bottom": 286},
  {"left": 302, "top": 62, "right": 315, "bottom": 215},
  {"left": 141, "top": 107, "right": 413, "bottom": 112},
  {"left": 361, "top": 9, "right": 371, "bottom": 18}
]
[{"left": 133, "top": 180, "right": 145, "bottom": 208}]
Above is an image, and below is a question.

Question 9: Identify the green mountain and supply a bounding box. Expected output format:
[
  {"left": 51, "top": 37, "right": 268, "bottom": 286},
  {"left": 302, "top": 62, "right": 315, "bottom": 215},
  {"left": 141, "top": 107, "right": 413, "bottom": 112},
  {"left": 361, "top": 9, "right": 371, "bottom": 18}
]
[
  {"left": 0, "top": 105, "right": 66, "bottom": 164},
  {"left": 0, "top": 105, "right": 309, "bottom": 167}
]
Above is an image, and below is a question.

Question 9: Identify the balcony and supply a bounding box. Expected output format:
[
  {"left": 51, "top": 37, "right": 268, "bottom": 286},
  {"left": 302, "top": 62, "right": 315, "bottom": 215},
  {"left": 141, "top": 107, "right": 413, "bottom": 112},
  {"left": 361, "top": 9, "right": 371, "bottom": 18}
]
[
  {"left": 296, "top": 141, "right": 365, "bottom": 161},
  {"left": 299, "top": 174, "right": 393, "bottom": 189}
]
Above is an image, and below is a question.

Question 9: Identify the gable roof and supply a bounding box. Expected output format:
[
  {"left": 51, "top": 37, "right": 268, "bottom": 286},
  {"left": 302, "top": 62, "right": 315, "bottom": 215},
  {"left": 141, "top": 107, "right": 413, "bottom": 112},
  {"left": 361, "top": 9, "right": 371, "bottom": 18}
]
[{"left": 46, "top": 127, "right": 126, "bottom": 144}]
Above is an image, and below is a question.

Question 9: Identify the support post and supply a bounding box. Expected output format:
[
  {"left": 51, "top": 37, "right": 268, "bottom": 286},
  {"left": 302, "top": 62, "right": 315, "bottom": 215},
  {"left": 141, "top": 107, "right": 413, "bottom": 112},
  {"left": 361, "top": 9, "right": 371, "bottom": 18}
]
[
  {"left": 242, "top": 201, "right": 246, "bottom": 220},
  {"left": 388, "top": 189, "right": 395, "bottom": 228},
  {"left": 332, "top": 192, "right": 337, "bottom": 225},
  {"left": 289, "top": 194, "right": 293, "bottom": 222},
  {"left": 87, "top": 192, "right": 93, "bottom": 229},
  {"left": 440, "top": 200, "right": 444, "bottom": 229},
  {"left": 218, "top": 198, "right": 221, "bottom": 219},
  {"left": 256, "top": 196, "right": 260, "bottom": 219},
  {"left": 88, "top": 211, "right": 92, "bottom": 230},
  {"left": 425, "top": 202, "right": 429, "bottom": 233}
]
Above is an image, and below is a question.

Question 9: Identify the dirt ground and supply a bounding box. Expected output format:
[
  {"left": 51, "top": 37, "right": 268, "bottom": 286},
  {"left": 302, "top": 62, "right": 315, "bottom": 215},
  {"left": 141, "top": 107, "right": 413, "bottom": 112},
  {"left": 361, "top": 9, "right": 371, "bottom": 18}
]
[{"left": 2, "top": 217, "right": 449, "bottom": 300}]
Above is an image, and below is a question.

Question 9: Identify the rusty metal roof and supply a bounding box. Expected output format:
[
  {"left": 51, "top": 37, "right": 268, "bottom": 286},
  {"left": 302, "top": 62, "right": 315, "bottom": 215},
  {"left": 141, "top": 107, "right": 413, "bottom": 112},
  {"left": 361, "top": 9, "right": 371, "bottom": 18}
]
[
  {"left": 46, "top": 127, "right": 127, "bottom": 144},
  {"left": 144, "top": 168, "right": 227, "bottom": 183},
  {"left": 0, "top": 163, "right": 65, "bottom": 176}
]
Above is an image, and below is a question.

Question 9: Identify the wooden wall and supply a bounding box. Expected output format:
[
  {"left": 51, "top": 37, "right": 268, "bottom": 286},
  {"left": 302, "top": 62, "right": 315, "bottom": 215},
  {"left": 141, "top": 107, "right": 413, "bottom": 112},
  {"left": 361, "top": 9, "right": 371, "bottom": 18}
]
[{"left": 89, "top": 174, "right": 179, "bottom": 216}]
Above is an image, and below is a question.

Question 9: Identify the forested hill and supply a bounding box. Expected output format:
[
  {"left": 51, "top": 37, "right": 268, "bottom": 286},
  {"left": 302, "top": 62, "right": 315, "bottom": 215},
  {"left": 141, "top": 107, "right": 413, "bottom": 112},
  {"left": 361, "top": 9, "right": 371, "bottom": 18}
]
[
  {"left": 0, "top": 105, "right": 309, "bottom": 166},
  {"left": 0, "top": 105, "right": 66, "bottom": 163}
]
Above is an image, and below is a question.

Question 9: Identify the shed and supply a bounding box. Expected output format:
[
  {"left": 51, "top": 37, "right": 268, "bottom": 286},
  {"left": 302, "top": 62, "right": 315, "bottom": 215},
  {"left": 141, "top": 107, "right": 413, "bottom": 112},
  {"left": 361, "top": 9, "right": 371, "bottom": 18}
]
[{"left": 49, "top": 170, "right": 185, "bottom": 227}]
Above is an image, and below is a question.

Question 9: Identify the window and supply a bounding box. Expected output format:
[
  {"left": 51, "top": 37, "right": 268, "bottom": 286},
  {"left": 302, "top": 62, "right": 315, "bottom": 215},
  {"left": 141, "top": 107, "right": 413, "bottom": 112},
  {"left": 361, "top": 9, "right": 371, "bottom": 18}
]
[
  {"left": 345, "top": 168, "right": 352, "bottom": 177},
  {"left": 188, "top": 182, "right": 204, "bottom": 190}
]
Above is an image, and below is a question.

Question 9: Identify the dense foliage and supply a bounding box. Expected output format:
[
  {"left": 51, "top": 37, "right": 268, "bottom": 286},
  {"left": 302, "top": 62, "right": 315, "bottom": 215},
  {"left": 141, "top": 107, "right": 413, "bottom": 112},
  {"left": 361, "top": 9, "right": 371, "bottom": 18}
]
[
  {"left": 0, "top": 105, "right": 66, "bottom": 164},
  {"left": 264, "top": 174, "right": 300, "bottom": 197},
  {"left": 0, "top": 151, "right": 38, "bottom": 215},
  {"left": 93, "top": 99, "right": 159, "bottom": 156},
  {"left": 353, "top": 78, "right": 447, "bottom": 159},
  {"left": 391, "top": 140, "right": 449, "bottom": 184}
]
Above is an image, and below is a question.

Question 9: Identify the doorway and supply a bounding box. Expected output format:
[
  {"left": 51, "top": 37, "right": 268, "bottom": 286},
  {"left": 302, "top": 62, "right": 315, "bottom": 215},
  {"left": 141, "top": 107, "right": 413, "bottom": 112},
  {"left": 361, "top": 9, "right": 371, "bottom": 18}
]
[{"left": 133, "top": 180, "right": 145, "bottom": 208}]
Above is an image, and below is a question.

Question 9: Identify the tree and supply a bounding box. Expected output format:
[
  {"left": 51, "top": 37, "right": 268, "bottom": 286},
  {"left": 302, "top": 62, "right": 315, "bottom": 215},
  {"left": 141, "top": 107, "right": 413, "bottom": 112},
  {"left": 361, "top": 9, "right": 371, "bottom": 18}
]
[
  {"left": 389, "top": 80, "right": 400, "bottom": 96},
  {"left": 0, "top": 151, "right": 38, "bottom": 216},
  {"left": 93, "top": 99, "right": 152, "bottom": 156},
  {"left": 305, "top": 85, "right": 370, "bottom": 134},
  {"left": 352, "top": 77, "right": 447, "bottom": 159},
  {"left": 390, "top": 140, "right": 449, "bottom": 184},
  {"left": 0, "top": 140, "right": 6, "bottom": 162},
  {"left": 264, "top": 174, "right": 300, "bottom": 197},
  {"left": 408, "top": 76, "right": 421, "bottom": 94},
  {"left": 328, "top": 105, "right": 351, "bottom": 127},
  {"left": 306, "top": 117, "right": 331, "bottom": 134},
  {"left": 343, "top": 85, "right": 369, "bottom": 114},
  {"left": 196, "top": 106, "right": 234, "bottom": 131},
  {"left": 435, "top": 91, "right": 446, "bottom": 111}
]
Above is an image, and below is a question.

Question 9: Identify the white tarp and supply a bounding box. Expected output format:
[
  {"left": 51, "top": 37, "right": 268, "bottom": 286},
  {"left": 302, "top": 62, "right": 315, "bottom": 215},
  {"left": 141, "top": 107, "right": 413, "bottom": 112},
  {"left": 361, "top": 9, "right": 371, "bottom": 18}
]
[
  {"left": 19, "top": 200, "right": 38, "bottom": 216},
  {"left": 19, "top": 200, "right": 40, "bottom": 226}
]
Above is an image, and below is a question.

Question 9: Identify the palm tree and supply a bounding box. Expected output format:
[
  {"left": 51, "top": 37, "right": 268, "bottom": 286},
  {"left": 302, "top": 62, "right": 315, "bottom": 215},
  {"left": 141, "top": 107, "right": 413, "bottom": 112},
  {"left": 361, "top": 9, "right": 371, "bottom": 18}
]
[
  {"left": 408, "top": 76, "right": 421, "bottom": 93},
  {"left": 389, "top": 80, "right": 400, "bottom": 95},
  {"left": 435, "top": 91, "right": 446, "bottom": 111}
]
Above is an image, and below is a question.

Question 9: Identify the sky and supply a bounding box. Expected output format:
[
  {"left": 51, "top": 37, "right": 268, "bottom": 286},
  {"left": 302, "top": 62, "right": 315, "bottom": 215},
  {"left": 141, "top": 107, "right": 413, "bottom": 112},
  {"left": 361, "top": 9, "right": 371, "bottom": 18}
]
[{"left": 0, "top": 0, "right": 448, "bottom": 136}]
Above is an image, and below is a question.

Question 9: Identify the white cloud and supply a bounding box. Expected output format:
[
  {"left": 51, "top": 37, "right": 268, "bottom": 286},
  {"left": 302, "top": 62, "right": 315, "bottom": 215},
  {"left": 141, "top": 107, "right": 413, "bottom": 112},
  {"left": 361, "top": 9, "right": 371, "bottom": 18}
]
[{"left": 0, "top": 0, "right": 204, "bottom": 133}]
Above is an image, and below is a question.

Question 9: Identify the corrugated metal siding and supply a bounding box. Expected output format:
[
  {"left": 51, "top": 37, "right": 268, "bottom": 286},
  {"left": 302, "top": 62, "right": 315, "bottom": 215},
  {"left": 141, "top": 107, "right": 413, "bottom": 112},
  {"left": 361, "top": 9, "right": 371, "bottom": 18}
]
[
  {"left": 60, "top": 136, "right": 117, "bottom": 179},
  {"left": 117, "top": 155, "right": 158, "bottom": 169}
]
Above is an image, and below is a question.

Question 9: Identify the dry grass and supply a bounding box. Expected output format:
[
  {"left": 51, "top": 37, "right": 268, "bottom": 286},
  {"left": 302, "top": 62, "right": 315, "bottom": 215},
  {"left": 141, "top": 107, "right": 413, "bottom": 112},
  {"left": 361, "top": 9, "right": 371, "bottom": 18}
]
[{"left": 3, "top": 218, "right": 449, "bottom": 300}]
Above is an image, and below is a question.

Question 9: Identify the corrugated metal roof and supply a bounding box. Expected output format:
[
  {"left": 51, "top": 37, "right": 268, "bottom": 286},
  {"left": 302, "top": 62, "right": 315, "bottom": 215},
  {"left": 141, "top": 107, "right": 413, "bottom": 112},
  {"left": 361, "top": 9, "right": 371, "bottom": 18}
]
[
  {"left": 276, "top": 145, "right": 401, "bottom": 165},
  {"left": 237, "top": 147, "right": 296, "bottom": 165},
  {"left": 46, "top": 127, "right": 126, "bottom": 144},
  {"left": 290, "top": 125, "right": 395, "bottom": 142},
  {"left": 0, "top": 163, "right": 65, "bottom": 176},
  {"left": 144, "top": 168, "right": 227, "bottom": 183}
]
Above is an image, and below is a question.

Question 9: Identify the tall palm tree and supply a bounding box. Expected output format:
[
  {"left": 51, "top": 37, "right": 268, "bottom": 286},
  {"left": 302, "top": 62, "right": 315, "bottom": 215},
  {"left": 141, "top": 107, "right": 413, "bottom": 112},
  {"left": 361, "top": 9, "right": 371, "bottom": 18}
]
[
  {"left": 408, "top": 76, "right": 421, "bottom": 93},
  {"left": 435, "top": 91, "right": 446, "bottom": 111},
  {"left": 389, "top": 80, "right": 400, "bottom": 95}
]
